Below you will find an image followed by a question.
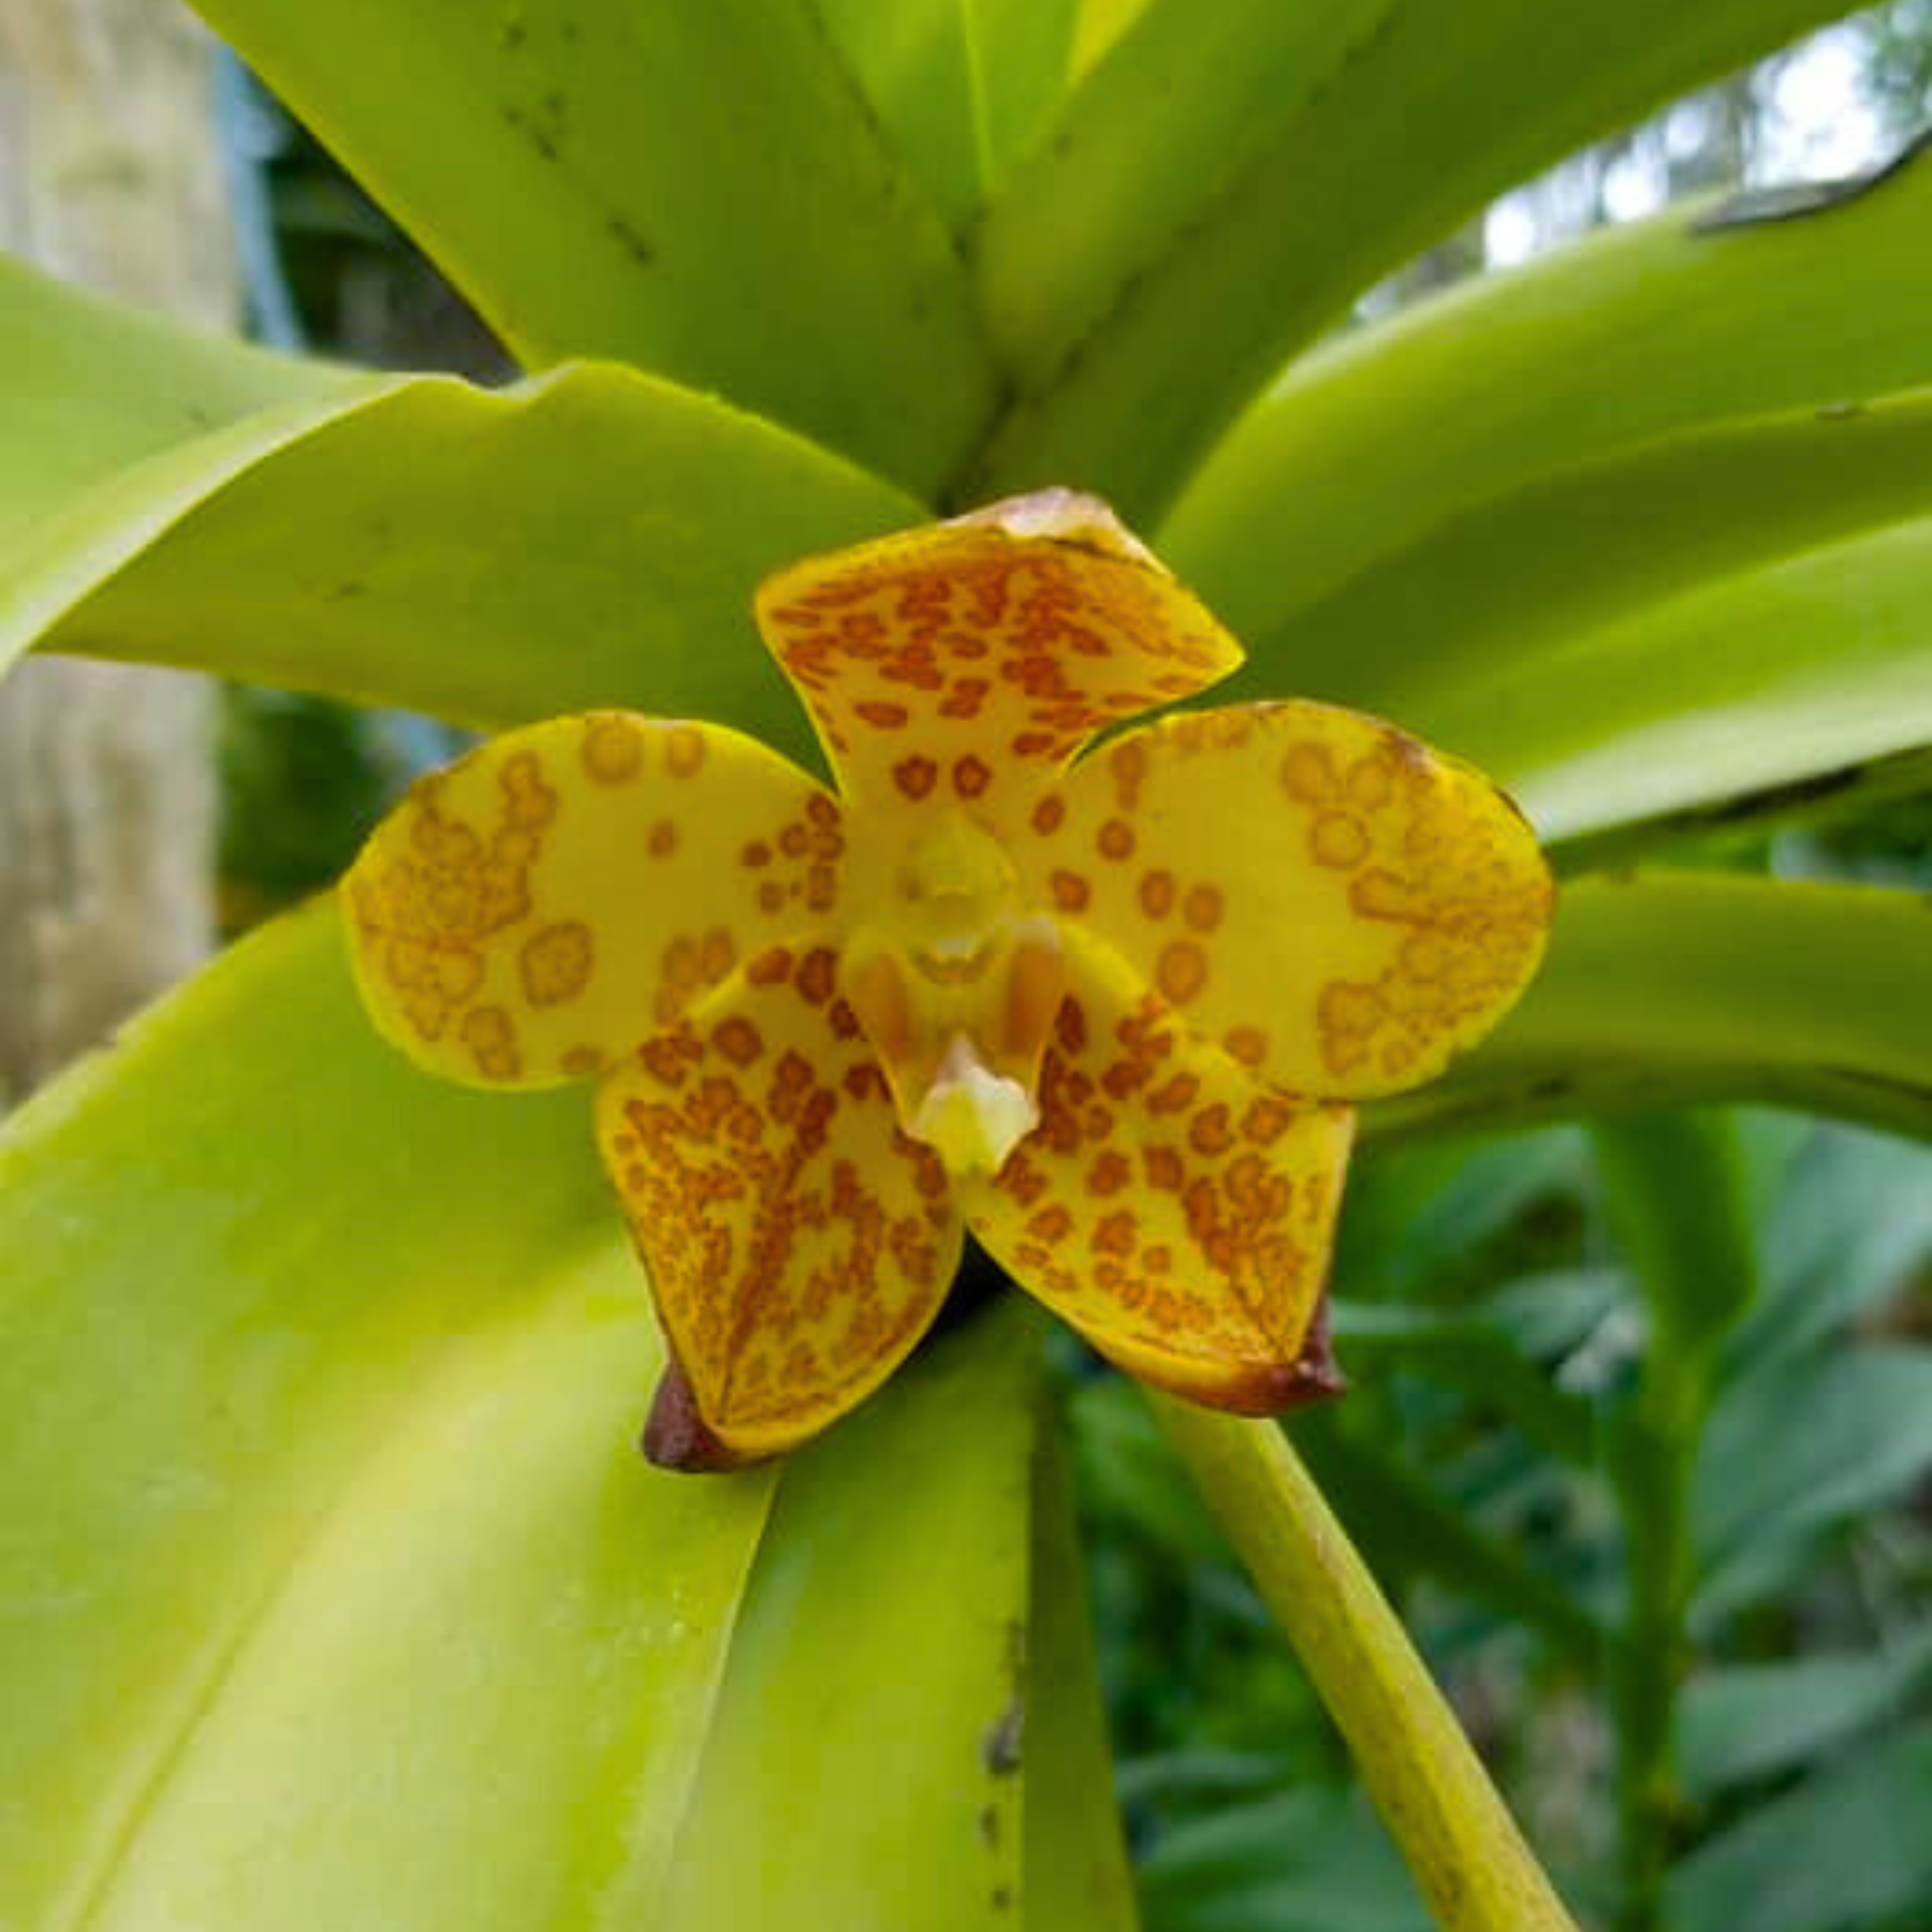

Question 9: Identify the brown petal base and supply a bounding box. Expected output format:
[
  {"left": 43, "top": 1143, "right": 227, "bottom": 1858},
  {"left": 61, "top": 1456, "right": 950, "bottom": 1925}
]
[{"left": 641, "top": 1362, "right": 765, "bottom": 1474}]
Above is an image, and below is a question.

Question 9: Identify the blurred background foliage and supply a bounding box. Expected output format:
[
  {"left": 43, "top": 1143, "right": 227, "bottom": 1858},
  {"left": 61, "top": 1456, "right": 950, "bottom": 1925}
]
[{"left": 208, "top": 9, "right": 1931, "bottom": 1929}]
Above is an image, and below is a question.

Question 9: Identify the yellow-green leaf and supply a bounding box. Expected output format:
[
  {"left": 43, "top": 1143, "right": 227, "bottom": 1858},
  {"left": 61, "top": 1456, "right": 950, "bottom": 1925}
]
[
  {"left": 1025, "top": 1424, "right": 1141, "bottom": 1931},
  {"left": 970, "top": 0, "right": 1869, "bottom": 518},
  {"left": 653, "top": 1299, "right": 1041, "bottom": 1929},
  {"left": 2, "top": 263, "right": 921, "bottom": 759},
  {"left": 817, "top": 0, "right": 1078, "bottom": 228},
  {"left": 1165, "top": 144, "right": 1932, "bottom": 707},
  {"left": 1372, "top": 874, "right": 1932, "bottom": 1146},
  {"left": 181, "top": 0, "right": 997, "bottom": 495},
  {"left": 0, "top": 907, "right": 1106, "bottom": 1928},
  {"left": 0, "top": 908, "right": 771, "bottom": 1925}
]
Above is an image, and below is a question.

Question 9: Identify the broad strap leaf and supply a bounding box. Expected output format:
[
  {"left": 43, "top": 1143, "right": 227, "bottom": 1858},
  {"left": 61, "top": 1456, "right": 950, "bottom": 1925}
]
[
  {"left": 816, "top": 0, "right": 1078, "bottom": 228},
  {"left": 1166, "top": 144, "right": 1932, "bottom": 709},
  {"left": 648, "top": 1299, "right": 1042, "bottom": 1930},
  {"left": 0, "top": 909, "right": 774, "bottom": 1927},
  {"left": 1373, "top": 872, "right": 1932, "bottom": 1146},
  {"left": 970, "top": 0, "right": 1862, "bottom": 518},
  {"left": 0, "top": 269, "right": 920, "bottom": 752},
  {"left": 183, "top": 0, "right": 997, "bottom": 495}
]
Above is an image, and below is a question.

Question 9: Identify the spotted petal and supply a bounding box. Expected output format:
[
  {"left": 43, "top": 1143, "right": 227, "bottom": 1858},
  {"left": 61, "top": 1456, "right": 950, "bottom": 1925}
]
[
  {"left": 343, "top": 713, "right": 843, "bottom": 1088},
  {"left": 962, "top": 931, "right": 1352, "bottom": 1413},
  {"left": 753, "top": 490, "right": 1243, "bottom": 820},
  {"left": 595, "top": 943, "right": 962, "bottom": 1460},
  {"left": 1018, "top": 701, "right": 1554, "bottom": 1099}
]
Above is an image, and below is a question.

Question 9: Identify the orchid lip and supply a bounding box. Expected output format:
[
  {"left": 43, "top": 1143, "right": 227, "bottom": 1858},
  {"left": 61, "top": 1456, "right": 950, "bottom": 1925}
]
[{"left": 908, "top": 1033, "right": 1038, "bottom": 1179}]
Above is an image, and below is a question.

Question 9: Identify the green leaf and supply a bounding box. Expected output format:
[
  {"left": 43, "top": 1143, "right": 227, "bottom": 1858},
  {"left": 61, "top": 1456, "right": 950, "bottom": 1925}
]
[
  {"left": 1026, "top": 1420, "right": 1141, "bottom": 1932},
  {"left": 1590, "top": 1113, "right": 1756, "bottom": 1360},
  {"left": 1167, "top": 145, "right": 1932, "bottom": 682},
  {"left": 1694, "top": 1346, "right": 1932, "bottom": 1617},
  {"left": 1137, "top": 1785, "right": 1431, "bottom": 1932},
  {"left": 816, "top": 0, "right": 983, "bottom": 231},
  {"left": 817, "top": 0, "right": 1078, "bottom": 227},
  {"left": 650, "top": 1301, "right": 1041, "bottom": 1930},
  {"left": 0, "top": 906, "right": 767, "bottom": 1923},
  {"left": 1190, "top": 396, "right": 1932, "bottom": 749},
  {"left": 0, "top": 904, "right": 1085, "bottom": 1927},
  {"left": 974, "top": 0, "right": 1390, "bottom": 389},
  {"left": 0, "top": 253, "right": 353, "bottom": 528},
  {"left": 3, "top": 303, "right": 920, "bottom": 763},
  {"left": 1432, "top": 517, "right": 1932, "bottom": 862},
  {"left": 1068, "top": 0, "right": 1152, "bottom": 76},
  {"left": 1293, "top": 1418, "right": 1600, "bottom": 1661},
  {"left": 1176, "top": 402, "right": 1932, "bottom": 858},
  {"left": 184, "top": 0, "right": 996, "bottom": 494},
  {"left": 968, "top": 0, "right": 1855, "bottom": 516},
  {"left": 1066, "top": 1376, "right": 1231, "bottom": 1570},
  {"left": 1726, "top": 1127, "right": 1932, "bottom": 1372},
  {"left": 970, "top": 0, "right": 1082, "bottom": 186},
  {"left": 1326, "top": 1298, "right": 1598, "bottom": 1469},
  {"left": 1679, "top": 1628, "right": 1932, "bottom": 1799},
  {"left": 1669, "top": 1721, "right": 1932, "bottom": 1932},
  {"left": 1369, "top": 874, "right": 1932, "bottom": 1147}
]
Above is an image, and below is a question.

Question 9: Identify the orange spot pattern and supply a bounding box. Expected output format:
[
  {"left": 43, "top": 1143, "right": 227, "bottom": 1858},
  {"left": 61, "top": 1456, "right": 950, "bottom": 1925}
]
[
  {"left": 967, "top": 959, "right": 1353, "bottom": 1413},
  {"left": 342, "top": 505, "right": 1554, "bottom": 1459},
  {"left": 343, "top": 712, "right": 848, "bottom": 1086},
  {"left": 1267, "top": 715, "right": 1552, "bottom": 1086},
  {"left": 345, "top": 749, "right": 559, "bottom": 1077},
  {"left": 598, "top": 946, "right": 958, "bottom": 1447},
  {"left": 755, "top": 496, "right": 1241, "bottom": 818},
  {"left": 1010, "top": 700, "right": 1551, "bottom": 1100}
]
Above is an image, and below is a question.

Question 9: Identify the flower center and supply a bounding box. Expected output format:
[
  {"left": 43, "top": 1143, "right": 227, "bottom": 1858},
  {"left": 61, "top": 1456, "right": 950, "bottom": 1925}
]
[{"left": 842, "top": 813, "right": 1066, "bottom": 1179}]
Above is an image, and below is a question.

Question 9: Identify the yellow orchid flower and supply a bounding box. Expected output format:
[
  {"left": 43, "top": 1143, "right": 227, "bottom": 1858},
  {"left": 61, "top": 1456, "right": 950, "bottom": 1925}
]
[{"left": 341, "top": 491, "right": 1553, "bottom": 1469}]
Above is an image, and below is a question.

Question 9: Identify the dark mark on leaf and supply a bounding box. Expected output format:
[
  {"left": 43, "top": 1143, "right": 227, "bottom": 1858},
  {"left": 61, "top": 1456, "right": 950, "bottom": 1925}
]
[
  {"left": 982, "top": 1692, "right": 1023, "bottom": 1776},
  {"left": 606, "top": 215, "right": 655, "bottom": 267},
  {"left": 498, "top": 100, "right": 557, "bottom": 163},
  {"left": 978, "top": 1801, "right": 999, "bottom": 1848}
]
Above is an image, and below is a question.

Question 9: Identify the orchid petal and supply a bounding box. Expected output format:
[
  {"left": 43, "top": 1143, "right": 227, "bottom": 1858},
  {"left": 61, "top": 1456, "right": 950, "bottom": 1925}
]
[
  {"left": 753, "top": 489, "right": 1243, "bottom": 820},
  {"left": 1022, "top": 700, "right": 1554, "bottom": 1098},
  {"left": 963, "top": 930, "right": 1352, "bottom": 1413},
  {"left": 595, "top": 943, "right": 962, "bottom": 1459},
  {"left": 342, "top": 713, "right": 843, "bottom": 1088}
]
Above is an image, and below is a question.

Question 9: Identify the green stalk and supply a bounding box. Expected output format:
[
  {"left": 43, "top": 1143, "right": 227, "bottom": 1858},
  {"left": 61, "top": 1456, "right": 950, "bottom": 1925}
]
[
  {"left": 1590, "top": 1111, "right": 1755, "bottom": 1931},
  {"left": 1151, "top": 1395, "right": 1585, "bottom": 1932},
  {"left": 1601, "top": 1387, "right": 1700, "bottom": 1932}
]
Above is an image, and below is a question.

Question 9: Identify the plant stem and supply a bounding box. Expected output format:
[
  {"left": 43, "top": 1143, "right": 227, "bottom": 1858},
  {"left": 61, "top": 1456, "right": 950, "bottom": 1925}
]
[
  {"left": 1151, "top": 1394, "right": 1585, "bottom": 1932},
  {"left": 1602, "top": 1396, "right": 1697, "bottom": 1932},
  {"left": 1590, "top": 1109, "right": 1754, "bottom": 1931}
]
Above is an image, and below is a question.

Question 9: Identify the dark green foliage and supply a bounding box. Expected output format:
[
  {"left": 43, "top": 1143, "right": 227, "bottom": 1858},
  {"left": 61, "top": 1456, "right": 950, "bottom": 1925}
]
[{"left": 1062, "top": 1113, "right": 1932, "bottom": 1931}]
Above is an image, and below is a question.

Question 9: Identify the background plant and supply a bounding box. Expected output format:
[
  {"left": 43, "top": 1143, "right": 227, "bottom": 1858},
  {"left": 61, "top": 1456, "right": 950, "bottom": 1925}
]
[{"left": 2, "top": 2, "right": 1930, "bottom": 1929}]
